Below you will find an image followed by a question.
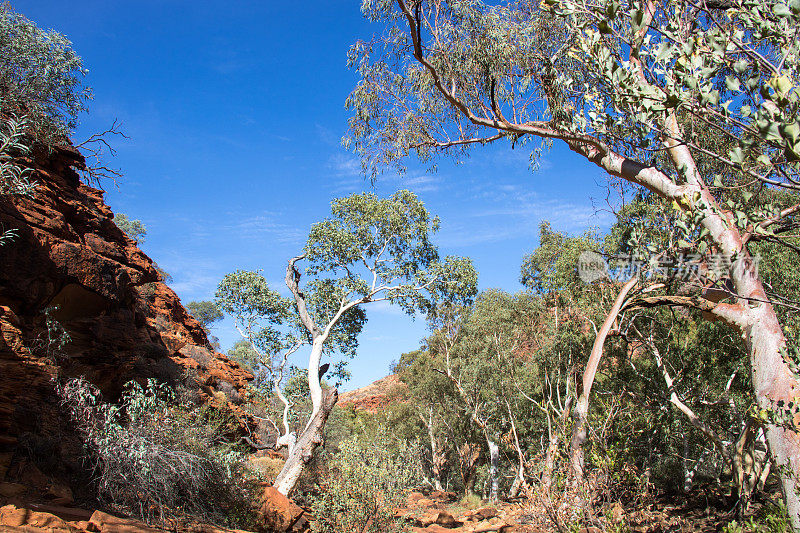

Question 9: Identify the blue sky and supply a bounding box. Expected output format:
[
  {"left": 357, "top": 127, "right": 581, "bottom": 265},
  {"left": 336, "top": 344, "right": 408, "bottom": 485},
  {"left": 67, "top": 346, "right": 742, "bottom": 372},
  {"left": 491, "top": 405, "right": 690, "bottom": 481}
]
[{"left": 18, "top": 1, "right": 613, "bottom": 390}]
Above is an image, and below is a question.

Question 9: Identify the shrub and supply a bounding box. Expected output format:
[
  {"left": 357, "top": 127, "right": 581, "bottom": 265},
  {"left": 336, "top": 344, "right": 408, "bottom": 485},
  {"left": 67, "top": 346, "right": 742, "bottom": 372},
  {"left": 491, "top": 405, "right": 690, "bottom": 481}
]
[
  {"left": 113, "top": 213, "right": 146, "bottom": 245},
  {"left": 0, "top": 98, "right": 35, "bottom": 246},
  {"left": 722, "top": 502, "right": 790, "bottom": 533},
  {"left": 0, "top": 104, "right": 34, "bottom": 194},
  {"left": 311, "top": 430, "right": 422, "bottom": 533},
  {"left": 0, "top": 3, "right": 91, "bottom": 142},
  {"left": 28, "top": 306, "right": 71, "bottom": 362},
  {"left": 58, "top": 377, "right": 259, "bottom": 527}
]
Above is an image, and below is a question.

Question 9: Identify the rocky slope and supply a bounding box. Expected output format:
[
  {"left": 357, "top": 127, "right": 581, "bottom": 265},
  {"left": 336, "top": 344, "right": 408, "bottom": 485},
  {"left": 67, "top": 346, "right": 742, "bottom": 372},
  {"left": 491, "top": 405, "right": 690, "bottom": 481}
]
[
  {"left": 337, "top": 373, "right": 408, "bottom": 412},
  {"left": 0, "top": 144, "right": 253, "bottom": 505}
]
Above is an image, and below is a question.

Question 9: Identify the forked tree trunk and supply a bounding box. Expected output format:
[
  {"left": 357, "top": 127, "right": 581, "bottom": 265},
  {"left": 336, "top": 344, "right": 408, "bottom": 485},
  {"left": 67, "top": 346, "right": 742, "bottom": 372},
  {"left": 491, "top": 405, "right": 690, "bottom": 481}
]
[
  {"left": 273, "top": 387, "right": 338, "bottom": 496},
  {"left": 458, "top": 442, "right": 480, "bottom": 496},
  {"left": 506, "top": 399, "right": 527, "bottom": 499},
  {"left": 542, "top": 424, "right": 559, "bottom": 489}
]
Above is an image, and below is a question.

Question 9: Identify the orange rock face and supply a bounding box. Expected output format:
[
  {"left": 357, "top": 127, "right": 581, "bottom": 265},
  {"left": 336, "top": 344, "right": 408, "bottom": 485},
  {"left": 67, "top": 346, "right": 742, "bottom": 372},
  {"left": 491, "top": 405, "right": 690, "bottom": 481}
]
[
  {"left": 0, "top": 145, "right": 253, "bottom": 500},
  {"left": 257, "top": 486, "right": 307, "bottom": 532},
  {"left": 337, "top": 374, "right": 408, "bottom": 413}
]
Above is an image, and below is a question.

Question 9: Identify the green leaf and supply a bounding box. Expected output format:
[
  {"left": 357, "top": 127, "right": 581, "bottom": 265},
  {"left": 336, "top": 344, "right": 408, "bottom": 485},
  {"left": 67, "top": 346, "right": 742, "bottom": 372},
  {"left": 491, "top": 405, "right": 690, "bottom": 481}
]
[
  {"left": 630, "top": 8, "right": 645, "bottom": 31},
  {"left": 725, "top": 76, "right": 741, "bottom": 92},
  {"left": 781, "top": 122, "right": 800, "bottom": 143},
  {"left": 656, "top": 42, "right": 673, "bottom": 63},
  {"left": 701, "top": 89, "right": 720, "bottom": 106},
  {"left": 606, "top": 0, "right": 620, "bottom": 19},
  {"left": 771, "top": 75, "right": 793, "bottom": 99},
  {"left": 729, "top": 146, "right": 745, "bottom": 164},
  {"left": 773, "top": 3, "right": 791, "bottom": 16},
  {"left": 756, "top": 154, "right": 772, "bottom": 166}
]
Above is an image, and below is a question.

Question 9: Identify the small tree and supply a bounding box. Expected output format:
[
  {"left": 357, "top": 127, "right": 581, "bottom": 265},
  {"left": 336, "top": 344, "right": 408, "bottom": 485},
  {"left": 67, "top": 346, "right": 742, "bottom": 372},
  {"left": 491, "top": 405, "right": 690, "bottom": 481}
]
[
  {"left": 187, "top": 300, "right": 223, "bottom": 328},
  {"left": 0, "top": 3, "right": 91, "bottom": 142},
  {"left": 216, "top": 270, "right": 307, "bottom": 453},
  {"left": 186, "top": 300, "right": 224, "bottom": 349},
  {"left": 311, "top": 431, "right": 422, "bottom": 533},
  {"left": 58, "top": 377, "right": 256, "bottom": 527},
  {"left": 219, "top": 190, "right": 477, "bottom": 496},
  {"left": 113, "top": 213, "right": 146, "bottom": 245}
]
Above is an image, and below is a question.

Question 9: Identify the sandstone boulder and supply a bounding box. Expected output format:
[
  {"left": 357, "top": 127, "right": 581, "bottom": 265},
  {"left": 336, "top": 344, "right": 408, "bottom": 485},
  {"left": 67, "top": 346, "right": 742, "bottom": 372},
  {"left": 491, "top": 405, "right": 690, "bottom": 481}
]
[
  {"left": 0, "top": 503, "right": 78, "bottom": 531},
  {"left": 88, "top": 510, "right": 163, "bottom": 533},
  {"left": 256, "top": 486, "right": 306, "bottom": 532},
  {"left": 417, "top": 509, "right": 461, "bottom": 528}
]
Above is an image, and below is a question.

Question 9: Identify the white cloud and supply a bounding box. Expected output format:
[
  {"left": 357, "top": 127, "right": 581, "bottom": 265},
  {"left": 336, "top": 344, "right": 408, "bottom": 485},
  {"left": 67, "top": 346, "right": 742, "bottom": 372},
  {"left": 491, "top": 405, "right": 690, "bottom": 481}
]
[
  {"left": 440, "top": 196, "right": 614, "bottom": 248},
  {"left": 224, "top": 212, "right": 306, "bottom": 245},
  {"left": 367, "top": 299, "right": 405, "bottom": 316}
]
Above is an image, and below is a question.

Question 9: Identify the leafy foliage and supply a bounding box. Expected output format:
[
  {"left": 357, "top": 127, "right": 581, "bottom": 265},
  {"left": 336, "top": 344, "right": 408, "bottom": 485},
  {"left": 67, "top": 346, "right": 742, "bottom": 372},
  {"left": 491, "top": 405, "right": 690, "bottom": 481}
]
[
  {"left": 186, "top": 300, "right": 223, "bottom": 329},
  {"left": 0, "top": 3, "right": 91, "bottom": 142},
  {"left": 28, "top": 306, "right": 71, "bottom": 362},
  {"left": 303, "top": 190, "right": 477, "bottom": 318},
  {"left": 227, "top": 338, "right": 261, "bottom": 372},
  {"left": 58, "top": 377, "right": 258, "bottom": 527},
  {"left": 0, "top": 103, "right": 34, "bottom": 196},
  {"left": 113, "top": 213, "right": 147, "bottom": 245},
  {"left": 0, "top": 101, "right": 35, "bottom": 246},
  {"left": 311, "top": 430, "right": 422, "bottom": 533}
]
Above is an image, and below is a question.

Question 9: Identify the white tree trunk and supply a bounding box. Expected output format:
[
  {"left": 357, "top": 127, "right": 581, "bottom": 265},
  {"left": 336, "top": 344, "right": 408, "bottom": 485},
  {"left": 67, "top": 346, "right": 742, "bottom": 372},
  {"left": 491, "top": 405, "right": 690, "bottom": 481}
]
[
  {"left": 424, "top": 410, "right": 445, "bottom": 491},
  {"left": 306, "top": 339, "right": 325, "bottom": 426},
  {"left": 487, "top": 438, "right": 499, "bottom": 502},
  {"left": 273, "top": 387, "right": 338, "bottom": 496},
  {"left": 570, "top": 277, "right": 638, "bottom": 480}
]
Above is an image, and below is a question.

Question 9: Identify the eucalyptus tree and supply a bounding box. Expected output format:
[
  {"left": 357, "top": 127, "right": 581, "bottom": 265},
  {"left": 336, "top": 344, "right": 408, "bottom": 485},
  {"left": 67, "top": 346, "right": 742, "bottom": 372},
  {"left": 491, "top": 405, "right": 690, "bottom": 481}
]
[
  {"left": 225, "top": 190, "right": 477, "bottom": 496},
  {"left": 113, "top": 214, "right": 147, "bottom": 245},
  {"left": 0, "top": 4, "right": 91, "bottom": 141},
  {"left": 216, "top": 271, "right": 304, "bottom": 454},
  {"left": 349, "top": 0, "right": 800, "bottom": 523},
  {"left": 186, "top": 300, "right": 223, "bottom": 348},
  {"left": 186, "top": 301, "right": 223, "bottom": 329},
  {"left": 0, "top": 106, "right": 35, "bottom": 246},
  {"left": 395, "top": 348, "right": 464, "bottom": 491},
  {"left": 457, "top": 289, "right": 544, "bottom": 499}
]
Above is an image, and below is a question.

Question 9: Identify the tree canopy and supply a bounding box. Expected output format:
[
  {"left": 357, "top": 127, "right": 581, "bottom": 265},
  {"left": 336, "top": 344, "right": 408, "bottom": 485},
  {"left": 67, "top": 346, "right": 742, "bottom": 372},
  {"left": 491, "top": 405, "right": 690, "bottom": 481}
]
[
  {"left": 113, "top": 213, "right": 147, "bottom": 245},
  {"left": 348, "top": 0, "right": 800, "bottom": 526},
  {"left": 0, "top": 3, "right": 91, "bottom": 142}
]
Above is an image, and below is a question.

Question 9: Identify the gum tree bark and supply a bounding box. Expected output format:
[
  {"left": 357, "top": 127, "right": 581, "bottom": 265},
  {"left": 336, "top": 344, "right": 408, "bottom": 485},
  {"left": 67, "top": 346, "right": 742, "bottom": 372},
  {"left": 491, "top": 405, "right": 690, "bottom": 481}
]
[
  {"left": 272, "top": 258, "right": 348, "bottom": 496},
  {"left": 487, "top": 438, "right": 500, "bottom": 502},
  {"left": 421, "top": 408, "right": 446, "bottom": 491},
  {"left": 506, "top": 399, "right": 527, "bottom": 499},
  {"left": 273, "top": 387, "right": 337, "bottom": 495},
  {"left": 570, "top": 276, "right": 637, "bottom": 480}
]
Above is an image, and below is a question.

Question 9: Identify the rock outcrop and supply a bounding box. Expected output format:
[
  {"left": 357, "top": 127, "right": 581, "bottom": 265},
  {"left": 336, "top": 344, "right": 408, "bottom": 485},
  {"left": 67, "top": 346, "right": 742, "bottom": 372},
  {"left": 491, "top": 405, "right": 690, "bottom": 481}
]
[
  {"left": 337, "top": 374, "right": 408, "bottom": 413},
  {"left": 400, "top": 491, "right": 525, "bottom": 533},
  {"left": 0, "top": 144, "right": 252, "bottom": 502},
  {"left": 0, "top": 503, "right": 257, "bottom": 532}
]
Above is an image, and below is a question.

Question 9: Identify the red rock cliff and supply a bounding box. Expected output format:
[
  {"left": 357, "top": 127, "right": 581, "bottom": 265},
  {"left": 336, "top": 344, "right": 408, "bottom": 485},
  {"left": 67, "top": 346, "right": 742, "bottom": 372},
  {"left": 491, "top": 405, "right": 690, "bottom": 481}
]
[{"left": 0, "top": 144, "right": 252, "bottom": 501}]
